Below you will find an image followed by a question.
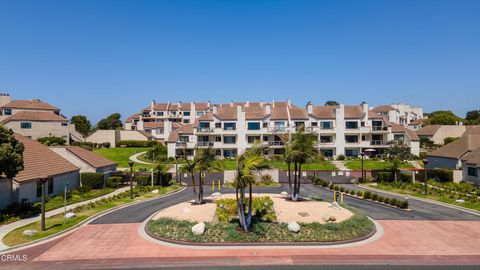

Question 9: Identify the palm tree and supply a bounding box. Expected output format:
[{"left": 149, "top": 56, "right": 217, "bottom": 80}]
[
  {"left": 234, "top": 145, "right": 269, "bottom": 232},
  {"left": 154, "top": 163, "right": 169, "bottom": 187},
  {"left": 390, "top": 158, "right": 401, "bottom": 182},
  {"left": 280, "top": 133, "right": 294, "bottom": 195},
  {"left": 290, "top": 126, "right": 317, "bottom": 201}
]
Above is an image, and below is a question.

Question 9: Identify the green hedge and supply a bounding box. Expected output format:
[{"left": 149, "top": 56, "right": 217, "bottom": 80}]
[
  {"left": 137, "top": 172, "right": 172, "bottom": 186},
  {"left": 427, "top": 168, "right": 453, "bottom": 182},
  {"left": 37, "top": 136, "right": 66, "bottom": 146},
  {"left": 377, "top": 172, "right": 393, "bottom": 182},
  {"left": 107, "top": 176, "right": 123, "bottom": 188},
  {"left": 81, "top": 173, "right": 104, "bottom": 189},
  {"left": 117, "top": 140, "right": 159, "bottom": 147},
  {"left": 399, "top": 173, "right": 413, "bottom": 183}
]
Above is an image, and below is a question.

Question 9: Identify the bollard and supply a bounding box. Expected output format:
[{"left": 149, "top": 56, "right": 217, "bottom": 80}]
[
  {"left": 333, "top": 191, "right": 336, "bottom": 202},
  {"left": 218, "top": 179, "right": 221, "bottom": 191},
  {"left": 341, "top": 192, "right": 344, "bottom": 203},
  {"left": 212, "top": 181, "right": 215, "bottom": 192}
]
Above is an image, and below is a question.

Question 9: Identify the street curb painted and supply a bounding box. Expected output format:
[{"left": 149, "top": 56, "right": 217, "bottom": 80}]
[
  {"left": 359, "top": 184, "right": 480, "bottom": 217},
  {"left": 0, "top": 186, "right": 187, "bottom": 254}
]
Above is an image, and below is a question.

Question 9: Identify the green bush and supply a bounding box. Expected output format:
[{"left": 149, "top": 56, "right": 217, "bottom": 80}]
[
  {"left": 399, "top": 173, "right": 413, "bottom": 183},
  {"left": 337, "top": 154, "right": 345, "bottom": 160},
  {"left": 390, "top": 198, "right": 398, "bottom": 207},
  {"left": 107, "top": 176, "right": 123, "bottom": 188},
  {"left": 37, "top": 136, "right": 66, "bottom": 146},
  {"left": 137, "top": 175, "right": 152, "bottom": 186},
  {"left": 81, "top": 173, "right": 104, "bottom": 189},
  {"left": 377, "top": 172, "right": 393, "bottom": 182},
  {"left": 216, "top": 196, "right": 276, "bottom": 223},
  {"left": 371, "top": 193, "right": 378, "bottom": 201},
  {"left": 428, "top": 168, "right": 453, "bottom": 182},
  {"left": 117, "top": 140, "right": 159, "bottom": 147},
  {"left": 378, "top": 196, "right": 385, "bottom": 203},
  {"left": 350, "top": 190, "right": 355, "bottom": 195},
  {"left": 400, "top": 200, "right": 409, "bottom": 209},
  {"left": 356, "top": 190, "right": 362, "bottom": 197},
  {"left": 364, "top": 191, "right": 372, "bottom": 199},
  {"left": 339, "top": 187, "right": 345, "bottom": 192},
  {"left": 384, "top": 197, "right": 391, "bottom": 204},
  {"left": 259, "top": 174, "right": 273, "bottom": 185}
]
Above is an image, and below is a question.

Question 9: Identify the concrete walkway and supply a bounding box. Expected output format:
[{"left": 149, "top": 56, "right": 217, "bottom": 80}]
[
  {"left": 331, "top": 161, "right": 350, "bottom": 171},
  {"left": 129, "top": 151, "right": 152, "bottom": 165},
  {"left": 0, "top": 186, "right": 130, "bottom": 251}
]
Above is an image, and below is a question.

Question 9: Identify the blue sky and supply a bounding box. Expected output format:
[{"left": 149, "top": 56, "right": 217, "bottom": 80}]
[{"left": 1, "top": 0, "right": 479, "bottom": 123}]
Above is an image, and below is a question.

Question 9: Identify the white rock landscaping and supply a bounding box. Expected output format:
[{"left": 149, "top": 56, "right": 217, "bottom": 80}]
[
  {"left": 23, "top": 230, "right": 38, "bottom": 236},
  {"left": 287, "top": 221, "right": 301, "bottom": 233},
  {"left": 280, "top": 191, "right": 289, "bottom": 198},
  {"left": 191, "top": 222, "right": 206, "bottom": 236},
  {"left": 65, "top": 212, "right": 76, "bottom": 219},
  {"left": 211, "top": 192, "right": 222, "bottom": 197}
]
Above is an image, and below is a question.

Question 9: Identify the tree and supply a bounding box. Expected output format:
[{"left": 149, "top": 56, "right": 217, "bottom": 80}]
[
  {"left": 280, "top": 133, "right": 294, "bottom": 195},
  {"left": 466, "top": 110, "right": 480, "bottom": 125},
  {"left": 390, "top": 158, "right": 402, "bottom": 182},
  {"left": 96, "top": 113, "right": 123, "bottom": 130},
  {"left": 324, "top": 100, "right": 340, "bottom": 106},
  {"left": 384, "top": 140, "right": 412, "bottom": 161},
  {"left": 423, "top": 111, "right": 464, "bottom": 125},
  {"left": 290, "top": 126, "right": 317, "bottom": 201},
  {"left": 0, "top": 125, "right": 24, "bottom": 179},
  {"left": 70, "top": 115, "right": 92, "bottom": 135},
  {"left": 234, "top": 144, "right": 269, "bottom": 232}
]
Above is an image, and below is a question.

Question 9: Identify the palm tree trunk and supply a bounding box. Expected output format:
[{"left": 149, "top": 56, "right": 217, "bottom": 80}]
[
  {"left": 191, "top": 173, "right": 198, "bottom": 203},
  {"left": 292, "top": 162, "right": 299, "bottom": 201},
  {"left": 296, "top": 163, "right": 302, "bottom": 201},
  {"left": 287, "top": 162, "right": 292, "bottom": 195},
  {"left": 196, "top": 172, "right": 203, "bottom": 204},
  {"left": 246, "top": 182, "right": 253, "bottom": 229}
]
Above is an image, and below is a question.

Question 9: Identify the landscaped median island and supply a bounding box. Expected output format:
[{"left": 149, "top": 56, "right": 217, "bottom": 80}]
[
  {"left": 3, "top": 182, "right": 182, "bottom": 247},
  {"left": 146, "top": 193, "right": 374, "bottom": 244},
  {"left": 368, "top": 180, "right": 480, "bottom": 211}
]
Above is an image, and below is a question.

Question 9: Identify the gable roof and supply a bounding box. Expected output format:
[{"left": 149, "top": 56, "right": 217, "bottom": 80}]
[
  {"left": 245, "top": 106, "right": 267, "bottom": 120},
  {"left": 371, "top": 105, "right": 396, "bottom": 113},
  {"left": 344, "top": 105, "right": 364, "bottom": 119},
  {"left": 1, "top": 99, "right": 58, "bottom": 111},
  {"left": 13, "top": 135, "right": 79, "bottom": 183},
  {"left": 429, "top": 135, "right": 480, "bottom": 159},
  {"left": 409, "top": 118, "right": 424, "bottom": 125},
  {"left": 288, "top": 106, "right": 309, "bottom": 120},
  {"left": 215, "top": 107, "right": 237, "bottom": 120},
  {"left": 390, "top": 123, "right": 419, "bottom": 141},
  {"left": 462, "top": 148, "right": 480, "bottom": 165},
  {"left": 310, "top": 106, "right": 336, "bottom": 119},
  {"left": 65, "top": 146, "right": 116, "bottom": 169},
  {"left": 416, "top": 125, "right": 442, "bottom": 136},
  {"left": 125, "top": 113, "right": 140, "bottom": 123},
  {"left": 270, "top": 106, "right": 289, "bottom": 120},
  {"left": 167, "top": 124, "right": 194, "bottom": 142},
  {"left": 2, "top": 111, "right": 68, "bottom": 123}
]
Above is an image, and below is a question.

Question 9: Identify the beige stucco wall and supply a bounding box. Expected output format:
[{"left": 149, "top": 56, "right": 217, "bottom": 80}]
[
  {"left": 86, "top": 130, "right": 118, "bottom": 147},
  {"left": 431, "top": 126, "right": 466, "bottom": 145},
  {"left": 13, "top": 172, "right": 80, "bottom": 203},
  {"left": 119, "top": 130, "right": 150, "bottom": 141},
  {"left": 3, "top": 121, "right": 70, "bottom": 141}
]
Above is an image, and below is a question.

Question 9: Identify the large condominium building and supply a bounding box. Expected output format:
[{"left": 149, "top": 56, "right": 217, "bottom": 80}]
[
  {"left": 371, "top": 103, "right": 424, "bottom": 128},
  {"left": 0, "top": 93, "right": 72, "bottom": 141},
  {"left": 125, "top": 100, "right": 420, "bottom": 159}
]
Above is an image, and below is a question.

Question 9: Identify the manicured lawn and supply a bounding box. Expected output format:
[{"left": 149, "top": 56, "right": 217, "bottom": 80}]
[
  {"left": 94, "top": 147, "right": 154, "bottom": 170},
  {"left": 345, "top": 160, "right": 411, "bottom": 170},
  {"left": 368, "top": 182, "right": 480, "bottom": 212},
  {"left": 3, "top": 184, "right": 181, "bottom": 247}
]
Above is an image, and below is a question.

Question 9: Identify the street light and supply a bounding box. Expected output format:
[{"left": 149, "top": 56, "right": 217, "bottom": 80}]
[
  {"left": 40, "top": 178, "right": 48, "bottom": 231},
  {"left": 360, "top": 152, "right": 366, "bottom": 183},
  {"left": 63, "top": 184, "right": 69, "bottom": 225},
  {"left": 128, "top": 161, "right": 134, "bottom": 199},
  {"left": 150, "top": 168, "right": 154, "bottom": 187},
  {"left": 423, "top": 158, "right": 429, "bottom": 195}
]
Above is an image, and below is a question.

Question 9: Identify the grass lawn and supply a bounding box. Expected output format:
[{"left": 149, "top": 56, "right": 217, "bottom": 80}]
[
  {"left": 3, "top": 184, "right": 181, "bottom": 247},
  {"left": 94, "top": 147, "right": 154, "bottom": 170},
  {"left": 345, "top": 160, "right": 411, "bottom": 170},
  {"left": 368, "top": 183, "right": 480, "bottom": 212}
]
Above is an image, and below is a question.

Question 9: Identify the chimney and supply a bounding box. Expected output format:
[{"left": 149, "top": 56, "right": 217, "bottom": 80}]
[
  {"left": 245, "top": 101, "right": 250, "bottom": 107},
  {"left": 272, "top": 99, "right": 275, "bottom": 109},
  {"left": 212, "top": 105, "right": 218, "bottom": 114},
  {"left": 287, "top": 98, "right": 291, "bottom": 107},
  {"left": 265, "top": 103, "right": 272, "bottom": 115},
  {"left": 306, "top": 101, "right": 313, "bottom": 114},
  {"left": 0, "top": 93, "right": 11, "bottom": 107},
  {"left": 361, "top": 101, "right": 369, "bottom": 121}
]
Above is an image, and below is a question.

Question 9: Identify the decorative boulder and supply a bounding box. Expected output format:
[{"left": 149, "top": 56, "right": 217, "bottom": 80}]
[
  {"left": 287, "top": 222, "right": 301, "bottom": 233},
  {"left": 322, "top": 215, "right": 330, "bottom": 222},
  {"left": 151, "top": 189, "right": 159, "bottom": 194},
  {"left": 455, "top": 199, "right": 465, "bottom": 203},
  {"left": 329, "top": 216, "right": 336, "bottom": 222},
  {"left": 331, "top": 202, "right": 341, "bottom": 210},
  {"left": 191, "top": 222, "right": 206, "bottom": 236},
  {"left": 280, "top": 191, "right": 289, "bottom": 198},
  {"left": 23, "top": 230, "right": 38, "bottom": 236},
  {"left": 65, "top": 212, "right": 76, "bottom": 219},
  {"left": 211, "top": 192, "right": 222, "bottom": 197}
]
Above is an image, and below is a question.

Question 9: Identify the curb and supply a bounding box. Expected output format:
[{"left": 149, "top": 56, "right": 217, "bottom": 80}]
[
  {"left": 0, "top": 186, "right": 187, "bottom": 254},
  {"left": 359, "top": 184, "right": 480, "bottom": 217}
]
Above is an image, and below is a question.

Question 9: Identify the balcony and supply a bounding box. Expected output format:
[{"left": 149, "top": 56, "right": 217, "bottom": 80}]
[
  {"left": 197, "top": 141, "right": 214, "bottom": 147},
  {"left": 197, "top": 127, "right": 213, "bottom": 133},
  {"left": 370, "top": 140, "right": 386, "bottom": 146},
  {"left": 268, "top": 127, "right": 286, "bottom": 133},
  {"left": 371, "top": 126, "right": 389, "bottom": 131},
  {"left": 176, "top": 141, "right": 187, "bottom": 147},
  {"left": 268, "top": 141, "right": 284, "bottom": 147}
]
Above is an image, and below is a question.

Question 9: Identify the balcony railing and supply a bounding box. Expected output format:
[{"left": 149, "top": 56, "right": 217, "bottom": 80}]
[
  {"left": 370, "top": 140, "right": 386, "bottom": 146},
  {"left": 268, "top": 141, "right": 284, "bottom": 146},
  {"left": 372, "top": 126, "right": 388, "bottom": 131},
  {"left": 197, "top": 141, "right": 214, "bottom": 147},
  {"left": 176, "top": 142, "right": 188, "bottom": 147},
  {"left": 269, "top": 127, "right": 286, "bottom": 132},
  {"left": 197, "top": 127, "right": 213, "bottom": 133}
]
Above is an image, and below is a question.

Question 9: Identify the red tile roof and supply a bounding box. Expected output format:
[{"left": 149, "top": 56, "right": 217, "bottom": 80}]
[
  {"left": 66, "top": 146, "right": 116, "bottom": 169},
  {"left": 1, "top": 99, "right": 58, "bottom": 111},
  {"left": 2, "top": 111, "right": 68, "bottom": 123},
  {"left": 13, "top": 135, "right": 79, "bottom": 183}
]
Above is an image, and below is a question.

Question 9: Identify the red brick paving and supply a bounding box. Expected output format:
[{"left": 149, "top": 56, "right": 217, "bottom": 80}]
[{"left": 2, "top": 220, "right": 480, "bottom": 268}]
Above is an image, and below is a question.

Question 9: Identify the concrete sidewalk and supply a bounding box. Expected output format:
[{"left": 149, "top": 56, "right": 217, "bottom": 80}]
[
  {"left": 331, "top": 161, "right": 350, "bottom": 171},
  {"left": 0, "top": 186, "right": 130, "bottom": 251}
]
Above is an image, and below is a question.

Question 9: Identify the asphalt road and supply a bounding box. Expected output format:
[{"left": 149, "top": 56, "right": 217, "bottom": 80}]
[{"left": 92, "top": 183, "right": 480, "bottom": 224}]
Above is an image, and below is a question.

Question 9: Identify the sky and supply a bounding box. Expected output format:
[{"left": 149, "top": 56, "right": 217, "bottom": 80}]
[{"left": 1, "top": 0, "right": 479, "bottom": 123}]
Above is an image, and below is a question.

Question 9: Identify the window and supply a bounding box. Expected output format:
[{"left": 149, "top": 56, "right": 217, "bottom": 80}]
[
  {"left": 468, "top": 167, "right": 478, "bottom": 177},
  {"left": 247, "top": 136, "right": 261, "bottom": 144},
  {"left": 183, "top": 111, "right": 190, "bottom": 116},
  {"left": 274, "top": 122, "right": 285, "bottom": 131},
  {"left": 4, "top": 109, "right": 12, "bottom": 115},
  {"left": 223, "top": 149, "right": 237, "bottom": 158},
  {"left": 215, "top": 123, "right": 221, "bottom": 128},
  {"left": 36, "top": 181, "right": 43, "bottom": 198},
  {"left": 320, "top": 136, "right": 333, "bottom": 143},
  {"left": 321, "top": 149, "right": 334, "bottom": 157},
  {"left": 394, "top": 134, "right": 405, "bottom": 141},
  {"left": 179, "top": 135, "right": 189, "bottom": 142},
  {"left": 20, "top": 122, "right": 32, "bottom": 129},
  {"left": 224, "top": 136, "right": 236, "bottom": 144},
  {"left": 345, "top": 148, "right": 359, "bottom": 157},
  {"left": 263, "top": 122, "right": 268, "bottom": 128},
  {"left": 198, "top": 135, "right": 209, "bottom": 142},
  {"left": 247, "top": 122, "right": 260, "bottom": 130},
  {"left": 215, "top": 136, "right": 221, "bottom": 142},
  {"left": 198, "top": 122, "right": 210, "bottom": 129},
  {"left": 196, "top": 111, "right": 204, "bottom": 116},
  {"left": 61, "top": 122, "right": 68, "bottom": 126},
  {"left": 156, "top": 112, "right": 164, "bottom": 116},
  {"left": 345, "top": 135, "right": 359, "bottom": 143},
  {"left": 183, "top": 119, "right": 190, "bottom": 124},
  {"left": 224, "top": 122, "right": 236, "bottom": 131},
  {"left": 321, "top": 121, "right": 333, "bottom": 130},
  {"left": 48, "top": 178, "right": 53, "bottom": 194},
  {"left": 294, "top": 121, "right": 305, "bottom": 127},
  {"left": 345, "top": 121, "right": 358, "bottom": 129},
  {"left": 311, "top": 122, "right": 318, "bottom": 127}
]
